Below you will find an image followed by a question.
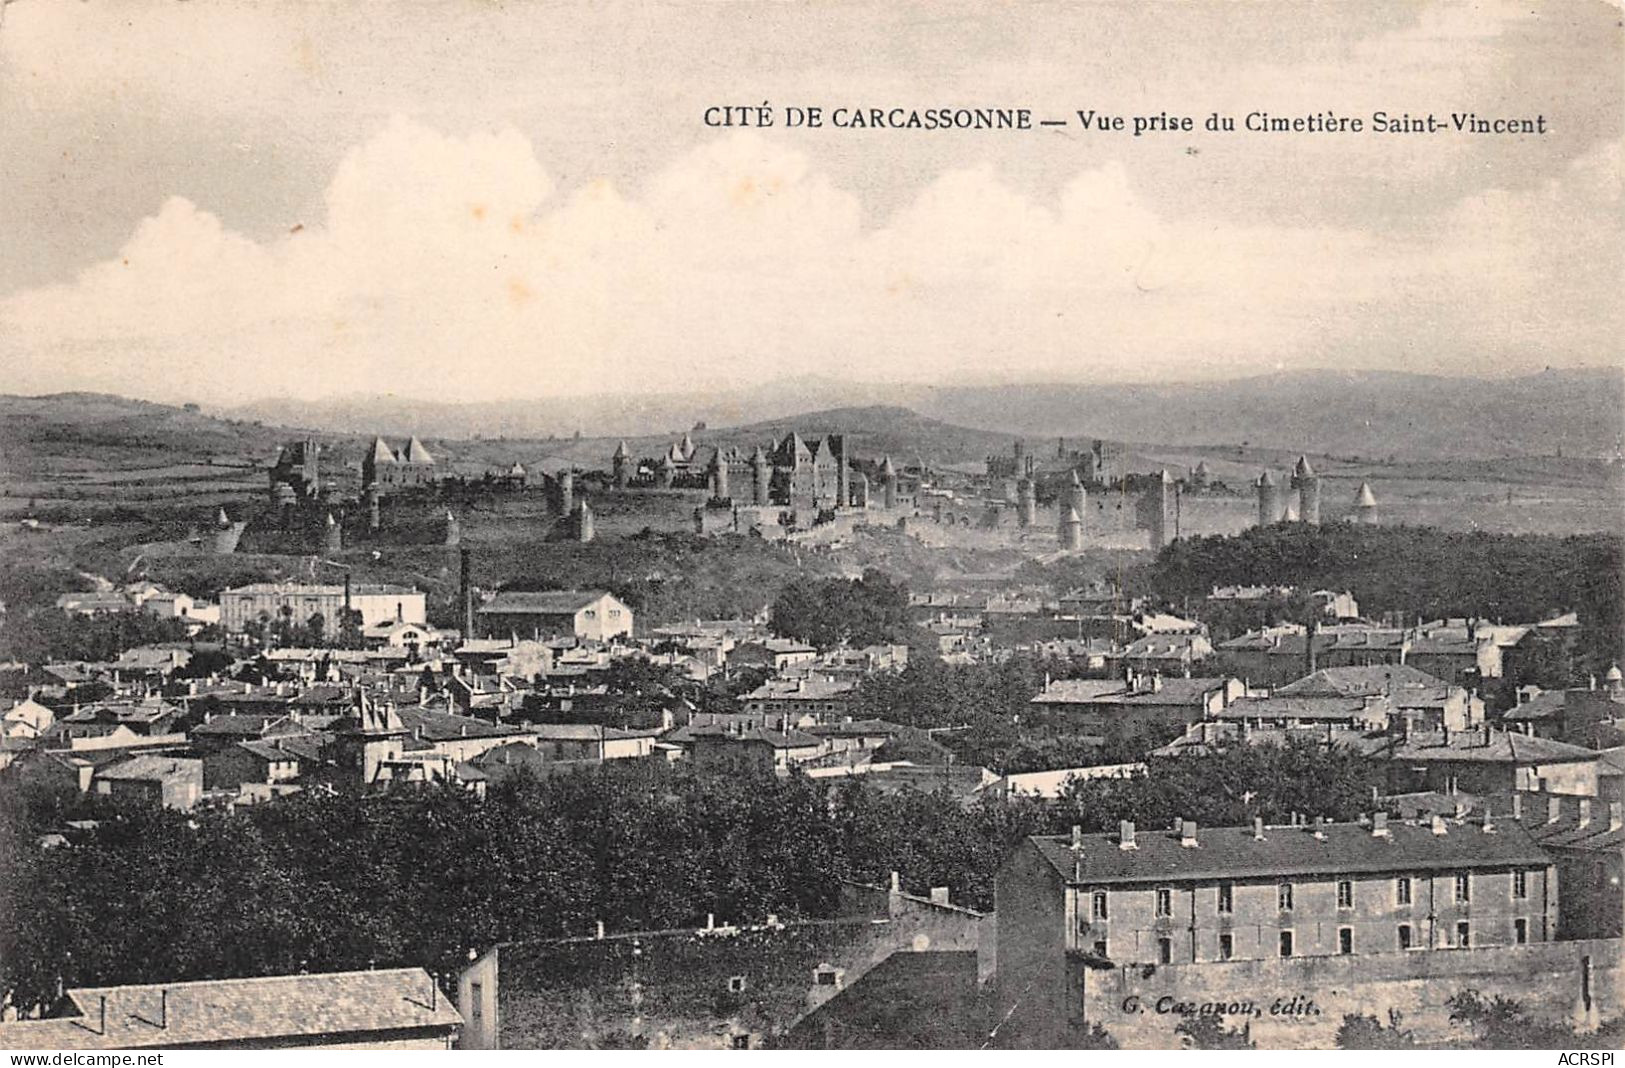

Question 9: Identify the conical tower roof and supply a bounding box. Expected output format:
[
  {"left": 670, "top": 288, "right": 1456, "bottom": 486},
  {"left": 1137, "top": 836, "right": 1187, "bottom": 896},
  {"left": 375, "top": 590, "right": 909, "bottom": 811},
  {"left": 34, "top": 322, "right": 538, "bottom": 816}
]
[
  {"left": 216, "top": 507, "right": 232, "bottom": 528},
  {"left": 1194, "top": 461, "right": 1209, "bottom": 476},
  {"left": 369, "top": 437, "right": 397, "bottom": 463},
  {"left": 880, "top": 455, "right": 897, "bottom": 478},
  {"left": 1355, "top": 481, "right": 1377, "bottom": 507},
  {"left": 1294, "top": 455, "right": 1315, "bottom": 477},
  {"left": 324, "top": 512, "right": 338, "bottom": 528},
  {"left": 1063, "top": 506, "right": 1082, "bottom": 524},
  {"left": 1070, "top": 469, "right": 1083, "bottom": 487},
  {"left": 404, "top": 436, "right": 434, "bottom": 464},
  {"left": 750, "top": 444, "right": 767, "bottom": 464},
  {"left": 1160, "top": 467, "right": 1176, "bottom": 484},
  {"left": 1258, "top": 469, "right": 1276, "bottom": 487},
  {"left": 612, "top": 440, "right": 630, "bottom": 460},
  {"left": 680, "top": 432, "right": 695, "bottom": 459},
  {"left": 1281, "top": 501, "right": 1299, "bottom": 522}
]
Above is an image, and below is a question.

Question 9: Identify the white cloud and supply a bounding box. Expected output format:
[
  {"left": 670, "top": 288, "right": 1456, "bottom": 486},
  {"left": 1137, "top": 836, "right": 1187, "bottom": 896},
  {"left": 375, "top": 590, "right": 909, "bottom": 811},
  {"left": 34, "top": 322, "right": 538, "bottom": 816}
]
[{"left": 1, "top": 118, "right": 1617, "bottom": 403}]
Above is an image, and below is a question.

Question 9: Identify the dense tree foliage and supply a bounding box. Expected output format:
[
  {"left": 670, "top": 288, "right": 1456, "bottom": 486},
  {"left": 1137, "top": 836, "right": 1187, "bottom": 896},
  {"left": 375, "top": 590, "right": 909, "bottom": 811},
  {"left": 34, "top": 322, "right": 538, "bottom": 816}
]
[
  {"left": 1151, "top": 524, "right": 1624, "bottom": 671},
  {"left": 1, "top": 742, "right": 1389, "bottom": 1013},
  {"left": 770, "top": 569, "right": 915, "bottom": 649},
  {"left": 0, "top": 608, "right": 191, "bottom": 666}
]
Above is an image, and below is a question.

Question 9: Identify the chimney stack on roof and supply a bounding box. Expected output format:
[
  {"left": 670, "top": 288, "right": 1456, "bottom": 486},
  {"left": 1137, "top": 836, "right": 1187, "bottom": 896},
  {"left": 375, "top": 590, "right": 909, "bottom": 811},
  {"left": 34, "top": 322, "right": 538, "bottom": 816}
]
[
  {"left": 1071, "top": 824, "right": 1084, "bottom": 850},
  {"left": 1480, "top": 808, "right": 1496, "bottom": 834},
  {"left": 1511, "top": 794, "right": 1523, "bottom": 820},
  {"left": 1118, "top": 820, "right": 1137, "bottom": 850},
  {"left": 1371, "top": 812, "right": 1390, "bottom": 837},
  {"left": 1253, "top": 816, "right": 1266, "bottom": 841},
  {"left": 1180, "top": 820, "right": 1199, "bottom": 848},
  {"left": 1431, "top": 814, "right": 1448, "bottom": 836},
  {"left": 1548, "top": 795, "right": 1563, "bottom": 824}
]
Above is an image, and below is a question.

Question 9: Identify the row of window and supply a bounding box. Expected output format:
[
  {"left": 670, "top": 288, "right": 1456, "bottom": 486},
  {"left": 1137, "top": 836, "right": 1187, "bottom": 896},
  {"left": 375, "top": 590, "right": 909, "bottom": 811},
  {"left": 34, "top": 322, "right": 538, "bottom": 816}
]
[
  {"left": 1089, "top": 917, "right": 1530, "bottom": 962},
  {"left": 1091, "top": 871, "right": 1529, "bottom": 921}
]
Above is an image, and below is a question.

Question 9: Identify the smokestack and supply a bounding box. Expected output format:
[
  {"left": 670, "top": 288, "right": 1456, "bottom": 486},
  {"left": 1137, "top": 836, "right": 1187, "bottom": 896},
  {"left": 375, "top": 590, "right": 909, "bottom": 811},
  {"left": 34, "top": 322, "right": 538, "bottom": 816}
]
[{"left": 460, "top": 548, "right": 474, "bottom": 638}]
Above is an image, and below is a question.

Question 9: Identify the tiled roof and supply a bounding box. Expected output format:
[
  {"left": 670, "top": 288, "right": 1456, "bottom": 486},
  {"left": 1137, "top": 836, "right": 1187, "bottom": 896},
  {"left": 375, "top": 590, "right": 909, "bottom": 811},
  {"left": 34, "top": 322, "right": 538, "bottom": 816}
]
[
  {"left": 1500, "top": 691, "right": 1568, "bottom": 722},
  {"left": 1388, "top": 728, "right": 1599, "bottom": 764},
  {"left": 396, "top": 706, "right": 527, "bottom": 742},
  {"left": 1277, "top": 665, "right": 1453, "bottom": 699},
  {"left": 1212, "top": 694, "right": 1389, "bottom": 722},
  {"left": 0, "top": 968, "right": 459, "bottom": 1049},
  {"left": 237, "top": 735, "right": 325, "bottom": 763},
  {"left": 530, "top": 724, "right": 644, "bottom": 741},
  {"left": 1031, "top": 818, "right": 1549, "bottom": 886},
  {"left": 193, "top": 714, "right": 295, "bottom": 737},
  {"left": 95, "top": 755, "right": 201, "bottom": 781},
  {"left": 1032, "top": 677, "right": 1225, "bottom": 707},
  {"left": 690, "top": 725, "right": 822, "bottom": 748}
]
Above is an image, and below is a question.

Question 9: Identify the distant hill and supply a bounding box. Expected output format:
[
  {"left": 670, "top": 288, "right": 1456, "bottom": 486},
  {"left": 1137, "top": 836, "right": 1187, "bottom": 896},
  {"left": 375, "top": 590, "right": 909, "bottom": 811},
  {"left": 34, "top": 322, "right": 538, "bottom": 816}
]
[
  {"left": 0, "top": 393, "right": 301, "bottom": 476},
  {"left": 224, "top": 367, "right": 1623, "bottom": 461},
  {"left": 904, "top": 367, "right": 1625, "bottom": 462}
]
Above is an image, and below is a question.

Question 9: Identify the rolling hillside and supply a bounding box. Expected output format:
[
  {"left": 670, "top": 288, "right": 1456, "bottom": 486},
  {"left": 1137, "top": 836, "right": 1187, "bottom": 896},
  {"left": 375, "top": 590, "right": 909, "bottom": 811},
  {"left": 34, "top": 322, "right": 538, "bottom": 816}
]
[{"left": 225, "top": 366, "right": 1624, "bottom": 462}]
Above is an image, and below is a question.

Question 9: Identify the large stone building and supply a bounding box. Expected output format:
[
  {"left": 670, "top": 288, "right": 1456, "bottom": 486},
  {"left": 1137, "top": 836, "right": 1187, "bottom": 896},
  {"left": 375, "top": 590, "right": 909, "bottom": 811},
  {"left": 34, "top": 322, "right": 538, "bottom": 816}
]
[
  {"left": 475, "top": 590, "right": 633, "bottom": 642},
  {"left": 219, "top": 582, "right": 426, "bottom": 633},
  {"left": 363, "top": 436, "right": 439, "bottom": 492},
  {"left": 995, "top": 815, "right": 1562, "bottom": 1047}
]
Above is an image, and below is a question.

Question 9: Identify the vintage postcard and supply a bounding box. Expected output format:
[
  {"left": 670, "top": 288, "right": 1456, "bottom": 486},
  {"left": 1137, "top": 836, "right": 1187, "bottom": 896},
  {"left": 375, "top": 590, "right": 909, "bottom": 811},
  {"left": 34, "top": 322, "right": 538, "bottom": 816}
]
[{"left": 0, "top": 0, "right": 1620, "bottom": 1054}]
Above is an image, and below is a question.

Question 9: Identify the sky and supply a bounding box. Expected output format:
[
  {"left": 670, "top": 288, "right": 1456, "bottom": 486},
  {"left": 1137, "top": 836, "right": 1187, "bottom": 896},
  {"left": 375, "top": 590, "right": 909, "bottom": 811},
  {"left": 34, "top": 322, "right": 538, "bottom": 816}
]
[{"left": 0, "top": 0, "right": 1620, "bottom": 405}]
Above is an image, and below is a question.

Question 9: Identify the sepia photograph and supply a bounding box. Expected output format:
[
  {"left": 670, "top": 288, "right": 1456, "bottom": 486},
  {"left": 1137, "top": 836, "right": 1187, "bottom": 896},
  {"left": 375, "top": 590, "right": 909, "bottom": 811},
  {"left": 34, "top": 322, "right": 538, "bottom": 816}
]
[{"left": 0, "top": 0, "right": 1620, "bottom": 1054}]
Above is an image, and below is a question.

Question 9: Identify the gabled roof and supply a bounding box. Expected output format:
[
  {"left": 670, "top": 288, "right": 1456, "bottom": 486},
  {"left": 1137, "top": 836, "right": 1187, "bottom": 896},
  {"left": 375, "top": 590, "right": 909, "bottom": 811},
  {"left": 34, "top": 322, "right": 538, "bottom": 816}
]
[
  {"left": 1031, "top": 818, "right": 1548, "bottom": 887},
  {"left": 1388, "top": 728, "right": 1599, "bottom": 765},
  {"left": 690, "top": 725, "right": 822, "bottom": 748},
  {"left": 396, "top": 706, "right": 527, "bottom": 742},
  {"left": 0, "top": 968, "right": 460, "bottom": 1050},
  {"left": 95, "top": 755, "right": 200, "bottom": 781},
  {"left": 1277, "top": 665, "right": 1454, "bottom": 701},
  {"left": 403, "top": 436, "right": 434, "bottom": 464},
  {"left": 1031, "top": 677, "right": 1226, "bottom": 707}
]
